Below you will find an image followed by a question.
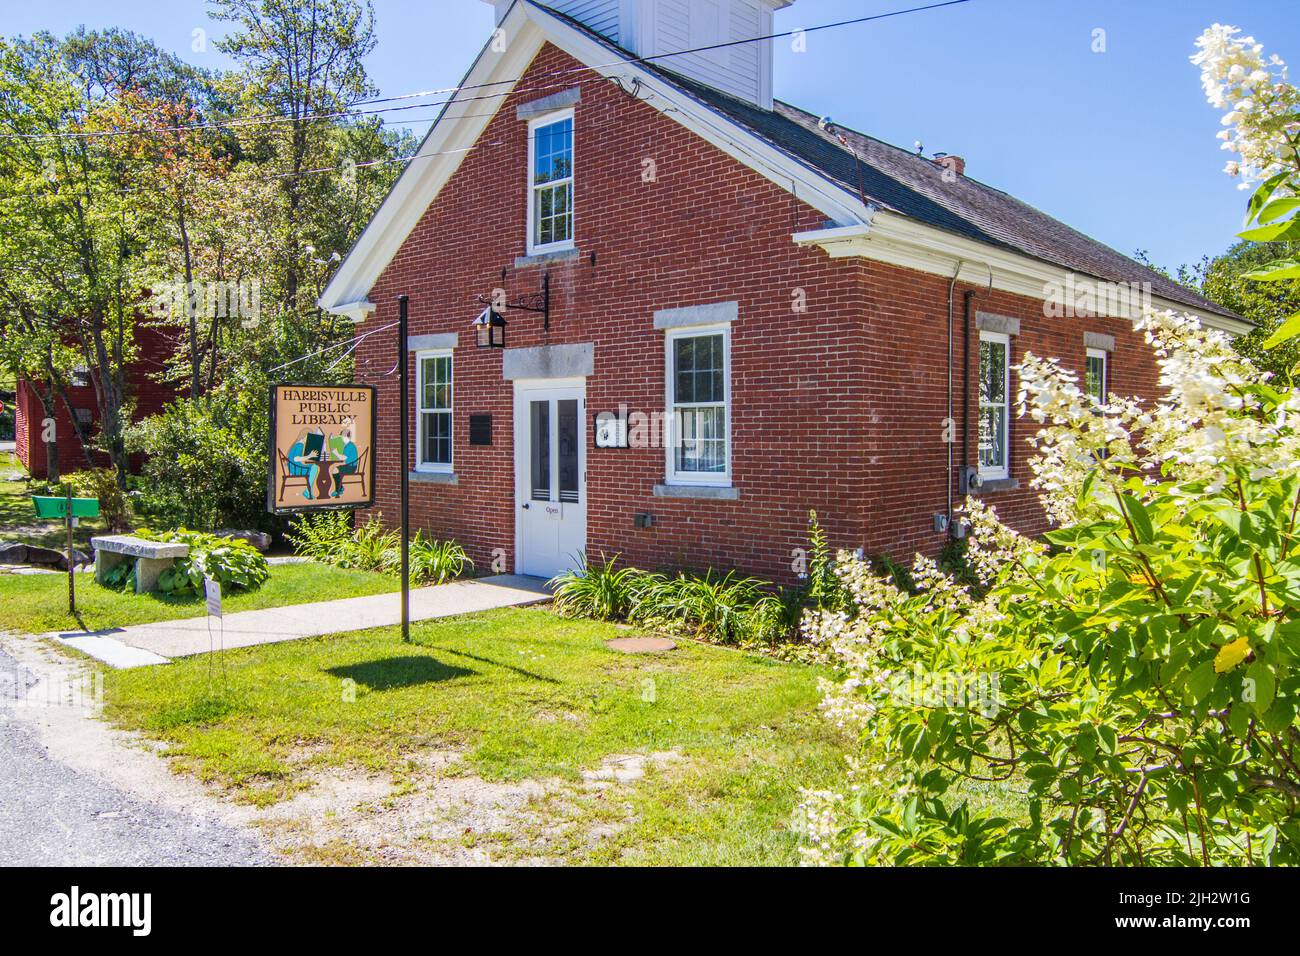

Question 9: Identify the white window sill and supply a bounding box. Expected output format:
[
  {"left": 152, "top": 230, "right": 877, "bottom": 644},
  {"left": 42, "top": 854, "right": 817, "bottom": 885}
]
[
  {"left": 971, "top": 476, "right": 1018, "bottom": 494},
  {"left": 653, "top": 483, "right": 739, "bottom": 501},
  {"left": 516, "top": 246, "right": 580, "bottom": 268},
  {"left": 410, "top": 470, "right": 458, "bottom": 485}
]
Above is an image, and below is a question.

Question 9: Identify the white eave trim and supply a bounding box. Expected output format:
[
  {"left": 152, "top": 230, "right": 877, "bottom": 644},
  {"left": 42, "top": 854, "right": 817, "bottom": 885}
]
[
  {"left": 319, "top": 3, "right": 545, "bottom": 314},
  {"left": 793, "top": 211, "right": 1252, "bottom": 337},
  {"left": 334, "top": 299, "right": 376, "bottom": 324},
  {"left": 319, "top": 0, "right": 873, "bottom": 315}
]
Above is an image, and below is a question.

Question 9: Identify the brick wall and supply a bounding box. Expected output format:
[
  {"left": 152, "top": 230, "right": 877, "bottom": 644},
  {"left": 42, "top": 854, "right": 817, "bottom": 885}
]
[{"left": 351, "top": 43, "right": 1161, "bottom": 582}]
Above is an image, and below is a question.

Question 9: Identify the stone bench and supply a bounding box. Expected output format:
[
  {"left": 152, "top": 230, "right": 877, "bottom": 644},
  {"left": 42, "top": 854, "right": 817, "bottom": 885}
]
[{"left": 92, "top": 535, "right": 190, "bottom": 594}]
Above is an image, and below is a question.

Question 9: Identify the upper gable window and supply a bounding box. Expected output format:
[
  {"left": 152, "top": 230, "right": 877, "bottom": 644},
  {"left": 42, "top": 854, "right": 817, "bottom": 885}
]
[{"left": 528, "top": 111, "right": 574, "bottom": 254}]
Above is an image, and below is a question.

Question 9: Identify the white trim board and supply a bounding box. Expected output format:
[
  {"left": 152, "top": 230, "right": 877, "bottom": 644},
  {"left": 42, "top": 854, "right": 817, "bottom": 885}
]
[{"left": 792, "top": 213, "right": 1250, "bottom": 337}]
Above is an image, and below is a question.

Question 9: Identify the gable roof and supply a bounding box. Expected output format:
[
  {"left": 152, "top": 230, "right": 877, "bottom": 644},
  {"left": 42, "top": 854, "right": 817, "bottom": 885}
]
[
  {"left": 543, "top": 5, "right": 1240, "bottom": 324},
  {"left": 321, "top": 0, "right": 1244, "bottom": 330}
]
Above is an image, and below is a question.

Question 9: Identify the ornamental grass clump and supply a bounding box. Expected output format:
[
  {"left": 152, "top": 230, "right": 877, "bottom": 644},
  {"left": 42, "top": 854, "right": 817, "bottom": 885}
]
[{"left": 796, "top": 308, "right": 1300, "bottom": 866}]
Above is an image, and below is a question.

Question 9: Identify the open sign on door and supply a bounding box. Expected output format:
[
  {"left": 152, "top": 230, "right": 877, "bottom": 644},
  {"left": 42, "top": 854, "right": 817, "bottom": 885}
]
[{"left": 543, "top": 504, "right": 563, "bottom": 520}]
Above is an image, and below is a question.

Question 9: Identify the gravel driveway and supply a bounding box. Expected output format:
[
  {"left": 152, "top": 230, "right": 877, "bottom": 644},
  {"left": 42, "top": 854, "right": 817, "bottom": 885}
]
[{"left": 0, "top": 648, "right": 271, "bottom": 866}]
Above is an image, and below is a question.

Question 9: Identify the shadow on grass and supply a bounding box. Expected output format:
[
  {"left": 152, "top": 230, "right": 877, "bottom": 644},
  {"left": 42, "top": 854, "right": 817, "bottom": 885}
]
[
  {"left": 439, "top": 647, "right": 561, "bottom": 685},
  {"left": 326, "top": 656, "right": 475, "bottom": 691}
]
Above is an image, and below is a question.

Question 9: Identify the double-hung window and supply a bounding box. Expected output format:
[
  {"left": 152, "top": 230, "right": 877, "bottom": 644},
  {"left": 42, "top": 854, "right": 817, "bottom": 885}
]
[
  {"left": 978, "top": 330, "right": 1010, "bottom": 480},
  {"left": 666, "top": 326, "right": 730, "bottom": 484},
  {"left": 528, "top": 110, "right": 574, "bottom": 254},
  {"left": 416, "top": 350, "right": 452, "bottom": 472},
  {"left": 1085, "top": 347, "right": 1108, "bottom": 405}
]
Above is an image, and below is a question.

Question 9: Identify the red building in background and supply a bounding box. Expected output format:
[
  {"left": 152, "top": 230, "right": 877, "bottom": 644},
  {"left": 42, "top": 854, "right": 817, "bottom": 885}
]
[{"left": 14, "top": 323, "right": 179, "bottom": 479}]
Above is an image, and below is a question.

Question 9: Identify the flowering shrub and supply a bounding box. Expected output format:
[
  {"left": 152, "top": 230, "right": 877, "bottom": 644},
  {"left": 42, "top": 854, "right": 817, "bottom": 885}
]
[
  {"left": 1193, "top": 24, "right": 1300, "bottom": 352},
  {"left": 796, "top": 309, "right": 1300, "bottom": 866}
]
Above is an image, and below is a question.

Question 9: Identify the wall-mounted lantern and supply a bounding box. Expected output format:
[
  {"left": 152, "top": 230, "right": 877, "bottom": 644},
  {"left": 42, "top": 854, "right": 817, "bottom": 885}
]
[
  {"left": 473, "top": 306, "right": 507, "bottom": 349},
  {"left": 475, "top": 272, "right": 551, "bottom": 342}
]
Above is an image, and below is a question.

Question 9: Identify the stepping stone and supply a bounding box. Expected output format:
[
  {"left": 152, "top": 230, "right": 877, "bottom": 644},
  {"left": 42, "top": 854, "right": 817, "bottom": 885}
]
[{"left": 604, "top": 636, "right": 676, "bottom": 654}]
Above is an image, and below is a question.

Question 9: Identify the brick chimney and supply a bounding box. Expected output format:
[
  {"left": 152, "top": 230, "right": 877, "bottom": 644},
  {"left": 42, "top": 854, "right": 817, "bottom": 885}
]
[{"left": 935, "top": 154, "right": 966, "bottom": 177}]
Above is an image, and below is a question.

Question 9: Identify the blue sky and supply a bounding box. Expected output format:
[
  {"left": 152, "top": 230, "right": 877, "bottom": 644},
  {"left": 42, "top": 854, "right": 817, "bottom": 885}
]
[{"left": 10, "top": 0, "right": 1299, "bottom": 271}]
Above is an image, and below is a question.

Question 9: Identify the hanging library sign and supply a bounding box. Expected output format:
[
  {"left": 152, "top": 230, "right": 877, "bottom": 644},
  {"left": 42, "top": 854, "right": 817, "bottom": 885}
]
[{"left": 267, "top": 384, "right": 377, "bottom": 515}]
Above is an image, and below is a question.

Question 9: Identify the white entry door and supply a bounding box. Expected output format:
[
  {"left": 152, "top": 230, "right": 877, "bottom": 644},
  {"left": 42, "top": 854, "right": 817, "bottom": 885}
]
[{"left": 513, "top": 380, "right": 587, "bottom": 579}]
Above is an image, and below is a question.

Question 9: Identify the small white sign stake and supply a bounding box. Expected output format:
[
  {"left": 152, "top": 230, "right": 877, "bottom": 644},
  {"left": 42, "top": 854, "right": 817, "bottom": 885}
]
[
  {"left": 204, "top": 576, "right": 223, "bottom": 619},
  {"left": 204, "top": 576, "right": 226, "bottom": 689}
]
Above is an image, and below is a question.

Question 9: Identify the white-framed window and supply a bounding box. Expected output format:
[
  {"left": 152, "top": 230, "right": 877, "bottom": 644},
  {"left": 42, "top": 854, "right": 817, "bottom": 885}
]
[
  {"left": 1086, "top": 346, "right": 1108, "bottom": 405},
  {"left": 527, "top": 109, "right": 574, "bottom": 255},
  {"left": 978, "top": 330, "right": 1010, "bottom": 480},
  {"left": 665, "top": 324, "right": 731, "bottom": 485},
  {"left": 416, "top": 349, "right": 453, "bottom": 472}
]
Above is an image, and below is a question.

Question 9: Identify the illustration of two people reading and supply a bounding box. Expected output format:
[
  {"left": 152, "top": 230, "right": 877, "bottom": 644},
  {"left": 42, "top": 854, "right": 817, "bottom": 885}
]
[{"left": 286, "top": 419, "right": 360, "bottom": 500}]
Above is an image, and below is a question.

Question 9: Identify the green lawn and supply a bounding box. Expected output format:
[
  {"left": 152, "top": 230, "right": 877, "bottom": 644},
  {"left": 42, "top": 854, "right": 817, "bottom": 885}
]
[
  {"left": 0, "top": 449, "right": 399, "bottom": 635},
  {"left": 0, "top": 561, "right": 399, "bottom": 634},
  {"left": 104, "top": 606, "right": 852, "bottom": 865},
  {"left": 0, "top": 451, "right": 107, "bottom": 551}
]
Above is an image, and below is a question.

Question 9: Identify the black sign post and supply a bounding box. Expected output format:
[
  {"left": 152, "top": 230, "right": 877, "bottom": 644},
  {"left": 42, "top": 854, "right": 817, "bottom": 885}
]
[{"left": 397, "top": 294, "right": 411, "bottom": 644}]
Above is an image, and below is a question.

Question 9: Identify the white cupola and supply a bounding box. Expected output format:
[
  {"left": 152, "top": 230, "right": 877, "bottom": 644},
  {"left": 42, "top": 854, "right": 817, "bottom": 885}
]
[{"left": 481, "top": 0, "right": 794, "bottom": 109}]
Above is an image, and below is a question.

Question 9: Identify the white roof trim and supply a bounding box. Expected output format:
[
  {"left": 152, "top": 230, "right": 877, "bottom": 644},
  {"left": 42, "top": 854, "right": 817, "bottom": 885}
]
[
  {"left": 793, "top": 212, "right": 1251, "bottom": 337},
  {"left": 333, "top": 299, "right": 376, "bottom": 324},
  {"left": 319, "top": 0, "right": 872, "bottom": 315}
]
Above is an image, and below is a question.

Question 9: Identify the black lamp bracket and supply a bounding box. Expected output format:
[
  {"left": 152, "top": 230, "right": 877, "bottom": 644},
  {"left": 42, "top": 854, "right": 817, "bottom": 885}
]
[{"left": 478, "top": 272, "right": 551, "bottom": 331}]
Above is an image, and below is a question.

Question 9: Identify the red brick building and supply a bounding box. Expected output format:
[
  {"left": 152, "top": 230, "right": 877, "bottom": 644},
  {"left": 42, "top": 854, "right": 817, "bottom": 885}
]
[
  {"left": 15, "top": 323, "right": 178, "bottom": 479},
  {"left": 319, "top": 0, "right": 1245, "bottom": 583}
]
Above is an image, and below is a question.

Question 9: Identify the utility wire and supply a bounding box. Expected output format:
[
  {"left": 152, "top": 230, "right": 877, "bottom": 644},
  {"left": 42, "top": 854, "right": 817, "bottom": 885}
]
[
  {"left": 0, "top": 0, "right": 974, "bottom": 142},
  {"left": 267, "top": 320, "right": 398, "bottom": 375}
]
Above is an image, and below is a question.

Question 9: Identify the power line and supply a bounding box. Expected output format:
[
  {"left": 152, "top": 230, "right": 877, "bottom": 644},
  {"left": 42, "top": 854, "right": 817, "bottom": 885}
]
[
  {"left": 0, "top": 0, "right": 974, "bottom": 142},
  {"left": 267, "top": 320, "right": 398, "bottom": 375}
]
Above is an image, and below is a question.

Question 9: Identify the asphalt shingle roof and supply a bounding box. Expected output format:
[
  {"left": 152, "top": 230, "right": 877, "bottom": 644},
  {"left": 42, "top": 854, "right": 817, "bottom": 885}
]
[{"left": 540, "top": 3, "right": 1240, "bottom": 321}]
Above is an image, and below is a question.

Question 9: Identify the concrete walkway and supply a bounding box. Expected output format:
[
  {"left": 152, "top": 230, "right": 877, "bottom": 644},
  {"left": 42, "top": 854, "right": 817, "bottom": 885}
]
[{"left": 45, "top": 574, "right": 552, "bottom": 669}]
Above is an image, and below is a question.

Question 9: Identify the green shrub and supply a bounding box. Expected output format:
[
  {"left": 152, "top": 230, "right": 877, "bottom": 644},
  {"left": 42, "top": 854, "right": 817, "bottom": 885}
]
[
  {"left": 797, "top": 310, "right": 1300, "bottom": 866},
  {"left": 409, "top": 532, "right": 473, "bottom": 585},
  {"left": 285, "top": 510, "right": 354, "bottom": 564},
  {"left": 803, "top": 510, "right": 854, "bottom": 614},
  {"left": 551, "top": 554, "right": 656, "bottom": 621},
  {"left": 287, "top": 511, "right": 470, "bottom": 584},
  {"left": 634, "top": 570, "right": 771, "bottom": 644},
  {"left": 126, "top": 380, "right": 271, "bottom": 532},
  {"left": 346, "top": 516, "right": 400, "bottom": 573},
  {"left": 134, "top": 528, "right": 270, "bottom": 596},
  {"left": 100, "top": 559, "right": 135, "bottom": 591}
]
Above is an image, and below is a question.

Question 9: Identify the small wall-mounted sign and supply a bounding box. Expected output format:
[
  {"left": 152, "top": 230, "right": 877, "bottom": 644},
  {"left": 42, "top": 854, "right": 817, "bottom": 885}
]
[
  {"left": 469, "top": 414, "right": 493, "bottom": 446},
  {"left": 593, "top": 410, "right": 629, "bottom": 449}
]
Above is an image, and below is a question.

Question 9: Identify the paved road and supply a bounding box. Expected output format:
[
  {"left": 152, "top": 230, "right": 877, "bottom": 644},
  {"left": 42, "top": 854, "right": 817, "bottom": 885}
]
[{"left": 0, "top": 649, "right": 271, "bottom": 866}]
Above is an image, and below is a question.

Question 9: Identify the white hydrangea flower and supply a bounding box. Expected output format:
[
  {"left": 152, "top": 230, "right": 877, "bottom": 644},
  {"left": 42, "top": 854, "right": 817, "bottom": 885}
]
[{"left": 1192, "top": 24, "right": 1299, "bottom": 190}]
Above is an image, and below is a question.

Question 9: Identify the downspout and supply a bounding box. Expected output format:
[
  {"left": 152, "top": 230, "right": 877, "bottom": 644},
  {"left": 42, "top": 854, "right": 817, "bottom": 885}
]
[
  {"left": 947, "top": 261, "right": 995, "bottom": 536},
  {"left": 946, "top": 261, "right": 964, "bottom": 531},
  {"left": 961, "top": 289, "right": 976, "bottom": 502}
]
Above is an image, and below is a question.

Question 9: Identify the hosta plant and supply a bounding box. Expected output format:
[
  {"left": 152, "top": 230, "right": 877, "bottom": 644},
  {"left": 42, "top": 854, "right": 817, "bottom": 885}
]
[
  {"left": 797, "top": 308, "right": 1300, "bottom": 866},
  {"left": 133, "top": 528, "right": 270, "bottom": 597}
]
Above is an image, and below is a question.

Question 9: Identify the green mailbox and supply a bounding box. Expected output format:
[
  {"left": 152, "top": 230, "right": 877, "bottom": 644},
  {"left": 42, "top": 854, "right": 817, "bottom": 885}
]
[{"left": 32, "top": 496, "right": 101, "bottom": 519}]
